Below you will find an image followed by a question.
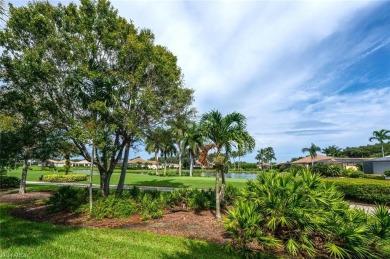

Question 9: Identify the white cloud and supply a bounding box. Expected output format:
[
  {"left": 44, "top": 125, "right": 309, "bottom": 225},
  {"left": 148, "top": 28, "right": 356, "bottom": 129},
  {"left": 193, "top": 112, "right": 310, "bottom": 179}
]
[{"left": 11, "top": 0, "right": 390, "bottom": 161}]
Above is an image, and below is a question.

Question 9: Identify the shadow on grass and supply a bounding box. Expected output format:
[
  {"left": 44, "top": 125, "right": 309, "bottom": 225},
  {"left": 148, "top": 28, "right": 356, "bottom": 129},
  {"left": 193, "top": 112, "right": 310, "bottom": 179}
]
[
  {"left": 0, "top": 204, "right": 73, "bottom": 249},
  {"left": 132, "top": 179, "right": 190, "bottom": 188}
]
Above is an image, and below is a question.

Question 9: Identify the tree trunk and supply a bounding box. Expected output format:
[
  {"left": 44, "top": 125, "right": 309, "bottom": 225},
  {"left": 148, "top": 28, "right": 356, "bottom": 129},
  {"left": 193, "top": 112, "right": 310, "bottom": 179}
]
[
  {"left": 189, "top": 151, "right": 193, "bottom": 177},
  {"left": 65, "top": 152, "right": 70, "bottom": 175},
  {"left": 89, "top": 142, "right": 95, "bottom": 214},
  {"left": 215, "top": 171, "right": 221, "bottom": 219},
  {"left": 382, "top": 144, "right": 385, "bottom": 157},
  {"left": 220, "top": 169, "right": 226, "bottom": 202},
  {"left": 178, "top": 151, "right": 182, "bottom": 176},
  {"left": 164, "top": 154, "right": 167, "bottom": 176},
  {"left": 19, "top": 158, "right": 28, "bottom": 194},
  {"left": 155, "top": 150, "right": 159, "bottom": 175},
  {"left": 99, "top": 171, "right": 112, "bottom": 197},
  {"left": 116, "top": 140, "right": 130, "bottom": 195}
]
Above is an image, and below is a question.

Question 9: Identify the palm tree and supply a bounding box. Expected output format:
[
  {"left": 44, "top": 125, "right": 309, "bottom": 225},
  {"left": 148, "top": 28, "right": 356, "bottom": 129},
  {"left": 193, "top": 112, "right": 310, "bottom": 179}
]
[
  {"left": 302, "top": 143, "right": 321, "bottom": 167},
  {"left": 145, "top": 127, "right": 165, "bottom": 175},
  {"left": 369, "top": 129, "right": 390, "bottom": 157},
  {"left": 265, "top": 146, "right": 276, "bottom": 169},
  {"left": 322, "top": 145, "right": 342, "bottom": 157},
  {"left": 200, "top": 110, "right": 255, "bottom": 219},
  {"left": 159, "top": 129, "right": 177, "bottom": 176},
  {"left": 255, "top": 148, "right": 266, "bottom": 170},
  {"left": 182, "top": 122, "right": 203, "bottom": 177}
]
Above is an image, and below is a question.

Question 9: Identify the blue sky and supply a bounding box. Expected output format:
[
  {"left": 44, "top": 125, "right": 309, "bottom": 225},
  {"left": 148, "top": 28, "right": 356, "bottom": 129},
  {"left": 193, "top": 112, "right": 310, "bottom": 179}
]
[{"left": 12, "top": 0, "right": 390, "bottom": 162}]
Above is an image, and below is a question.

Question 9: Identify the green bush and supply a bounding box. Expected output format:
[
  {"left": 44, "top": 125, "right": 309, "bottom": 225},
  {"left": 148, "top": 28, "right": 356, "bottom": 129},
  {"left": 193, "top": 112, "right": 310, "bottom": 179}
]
[
  {"left": 323, "top": 178, "right": 390, "bottom": 204},
  {"left": 57, "top": 168, "right": 72, "bottom": 173},
  {"left": 43, "top": 174, "right": 87, "bottom": 182},
  {"left": 311, "top": 163, "right": 341, "bottom": 177},
  {"left": 0, "top": 176, "right": 20, "bottom": 188},
  {"left": 91, "top": 196, "right": 137, "bottom": 219},
  {"left": 384, "top": 170, "right": 390, "bottom": 177},
  {"left": 364, "top": 174, "right": 385, "bottom": 180},
  {"left": 138, "top": 193, "right": 164, "bottom": 221},
  {"left": 348, "top": 170, "right": 365, "bottom": 178},
  {"left": 225, "top": 170, "right": 389, "bottom": 258},
  {"left": 47, "top": 186, "right": 96, "bottom": 213}
]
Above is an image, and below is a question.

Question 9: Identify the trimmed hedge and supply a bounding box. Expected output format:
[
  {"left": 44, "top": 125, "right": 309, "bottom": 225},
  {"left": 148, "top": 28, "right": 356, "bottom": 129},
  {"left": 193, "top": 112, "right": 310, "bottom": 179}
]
[
  {"left": 43, "top": 174, "right": 87, "bottom": 182},
  {"left": 0, "top": 176, "right": 20, "bottom": 188},
  {"left": 323, "top": 178, "right": 390, "bottom": 204},
  {"left": 363, "top": 174, "right": 385, "bottom": 180}
]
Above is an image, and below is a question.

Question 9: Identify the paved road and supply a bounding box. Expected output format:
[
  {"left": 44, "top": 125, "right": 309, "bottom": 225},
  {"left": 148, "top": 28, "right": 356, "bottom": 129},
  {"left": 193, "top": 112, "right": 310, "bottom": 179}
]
[{"left": 26, "top": 181, "right": 179, "bottom": 192}]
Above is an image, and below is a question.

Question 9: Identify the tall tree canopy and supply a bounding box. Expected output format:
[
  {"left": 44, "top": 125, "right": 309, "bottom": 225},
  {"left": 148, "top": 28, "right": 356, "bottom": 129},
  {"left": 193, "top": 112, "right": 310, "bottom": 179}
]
[{"left": 0, "top": 0, "right": 193, "bottom": 196}]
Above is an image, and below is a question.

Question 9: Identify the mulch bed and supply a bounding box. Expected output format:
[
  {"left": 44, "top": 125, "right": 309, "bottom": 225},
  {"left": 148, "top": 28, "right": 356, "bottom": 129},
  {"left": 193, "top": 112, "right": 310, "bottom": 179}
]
[{"left": 1, "top": 191, "right": 231, "bottom": 245}]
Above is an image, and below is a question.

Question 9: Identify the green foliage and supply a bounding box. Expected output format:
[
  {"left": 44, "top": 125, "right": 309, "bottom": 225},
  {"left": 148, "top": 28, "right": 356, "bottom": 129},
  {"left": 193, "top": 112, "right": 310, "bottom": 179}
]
[
  {"left": 138, "top": 193, "right": 164, "bottom": 221},
  {"left": 323, "top": 178, "right": 390, "bottom": 204},
  {"left": 0, "top": 176, "right": 20, "bottom": 188},
  {"left": 311, "top": 163, "right": 341, "bottom": 177},
  {"left": 364, "top": 174, "right": 385, "bottom": 180},
  {"left": 90, "top": 196, "right": 137, "bottom": 219},
  {"left": 348, "top": 170, "right": 365, "bottom": 178},
  {"left": 47, "top": 186, "right": 95, "bottom": 213},
  {"left": 370, "top": 204, "right": 390, "bottom": 239},
  {"left": 384, "top": 170, "right": 390, "bottom": 177},
  {"left": 169, "top": 188, "right": 217, "bottom": 212},
  {"left": 224, "top": 170, "right": 388, "bottom": 258},
  {"left": 42, "top": 174, "right": 87, "bottom": 182}
]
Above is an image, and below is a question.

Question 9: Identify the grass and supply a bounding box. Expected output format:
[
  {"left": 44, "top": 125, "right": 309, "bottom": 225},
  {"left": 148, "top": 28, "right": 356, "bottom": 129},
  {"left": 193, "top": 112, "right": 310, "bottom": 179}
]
[
  {"left": 0, "top": 204, "right": 237, "bottom": 259},
  {"left": 6, "top": 166, "right": 249, "bottom": 189}
]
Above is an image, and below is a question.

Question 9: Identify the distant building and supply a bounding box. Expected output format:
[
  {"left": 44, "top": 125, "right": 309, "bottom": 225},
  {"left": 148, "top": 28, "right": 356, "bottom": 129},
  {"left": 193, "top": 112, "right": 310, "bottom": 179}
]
[
  {"left": 363, "top": 156, "right": 390, "bottom": 175},
  {"left": 291, "top": 155, "right": 367, "bottom": 170}
]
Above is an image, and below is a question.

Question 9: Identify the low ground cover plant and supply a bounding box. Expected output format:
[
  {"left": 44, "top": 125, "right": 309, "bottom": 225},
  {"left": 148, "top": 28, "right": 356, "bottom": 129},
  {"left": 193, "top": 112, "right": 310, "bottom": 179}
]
[
  {"left": 43, "top": 174, "right": 87, "bottom": 182},
  {"left": 224, "top": 170, "right": 390, "bottom": 258}
]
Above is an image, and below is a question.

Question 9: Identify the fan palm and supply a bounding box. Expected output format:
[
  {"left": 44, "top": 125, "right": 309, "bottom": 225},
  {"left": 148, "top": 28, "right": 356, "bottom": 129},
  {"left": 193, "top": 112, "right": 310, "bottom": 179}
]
[
  {"left": 200, "top": 110, "right": 255, "bottom": 219},
  {"left": 369, "top": 129, "right": 390, "bottom": 157},
  {"left": 302, "top": 143, "right": 321, "bottom": 167}
]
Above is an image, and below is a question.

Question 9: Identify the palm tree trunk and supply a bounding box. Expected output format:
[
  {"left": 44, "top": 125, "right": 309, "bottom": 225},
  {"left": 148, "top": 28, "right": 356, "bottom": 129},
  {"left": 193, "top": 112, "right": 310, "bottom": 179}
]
[
  {"left": 178, "top": 151, "right": 182, "bottom": 176},
  {"left": 215, "top": 171, "right": 221, "bottom": 219},
  {"left": 19, "top": 158, "right": 28, "bottom": 194},
  {"left": 154, "top": 150, "right": 159, "bottom": 175},
  {"left": 189, "top": 151, "right": 193, "bottom": 177},
  {"left": 382, "top": 143, "right": 385, "bottom": 157},
  {"left": 164, "top": 154, "right": 167, "bottom": 176}
]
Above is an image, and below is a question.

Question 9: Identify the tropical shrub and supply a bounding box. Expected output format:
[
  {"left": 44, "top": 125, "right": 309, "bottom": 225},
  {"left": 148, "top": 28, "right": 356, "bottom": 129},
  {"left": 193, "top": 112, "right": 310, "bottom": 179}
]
[
  {"left": 47, "top": 186, "right": 97, "bottom": 213},
  {"left": 43, "top": 174, "right": 87, "bottom": 182},
  {"left": 384, "top": 170, "right": 390, "bottom": 177},
  {"left": 91, "top": 196, "right": 137, "bottom": 219},
  {"left": 138, "top": 193, "right": 164, "bottom": 221},
  {"left": 0, "top": 176, "right": 20, "bottom": 188},
  {"left": 311, "top": 163, "right": 341, "bottom": 177},
  {"left": 224, "top": 170, "right": 388, "bottom": 258}
]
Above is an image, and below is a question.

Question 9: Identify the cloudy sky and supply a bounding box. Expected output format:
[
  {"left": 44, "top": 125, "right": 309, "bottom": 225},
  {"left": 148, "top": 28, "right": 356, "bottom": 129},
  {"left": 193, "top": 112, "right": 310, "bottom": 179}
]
[{"left": 13, "top": 0, "right": 390, "bottom": 162}]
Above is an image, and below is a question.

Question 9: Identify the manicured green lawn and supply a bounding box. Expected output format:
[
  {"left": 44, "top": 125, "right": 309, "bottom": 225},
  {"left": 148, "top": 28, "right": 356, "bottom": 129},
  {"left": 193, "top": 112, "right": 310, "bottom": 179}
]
[
  {"left": 6, "top": 167, "right": 249, "bottom": 189},
  {"left": 0, "top": 204, "right": 237, "bottom": 259}
]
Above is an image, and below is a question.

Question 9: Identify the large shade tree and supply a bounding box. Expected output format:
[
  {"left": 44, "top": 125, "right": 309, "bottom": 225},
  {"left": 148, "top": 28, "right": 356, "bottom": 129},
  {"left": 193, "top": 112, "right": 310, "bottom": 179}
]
[
  {"left": 302, "top": 143, "right": 321, "bottom": 166},
  {"left": 200, "top": 110, "right": 255, "bottom": 219},
  {"left": 369, "top": 129, "right": 390, "bottom": 157},
  {"left": 0, "top": 0, "right": 193, "bottom": 196}
]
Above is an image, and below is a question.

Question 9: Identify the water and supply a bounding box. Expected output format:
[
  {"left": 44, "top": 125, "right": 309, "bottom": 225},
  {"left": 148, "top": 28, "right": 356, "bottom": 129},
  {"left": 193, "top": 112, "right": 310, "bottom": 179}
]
[{"left": 73, "top": 170, "right": 258, "bottom": 179}]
